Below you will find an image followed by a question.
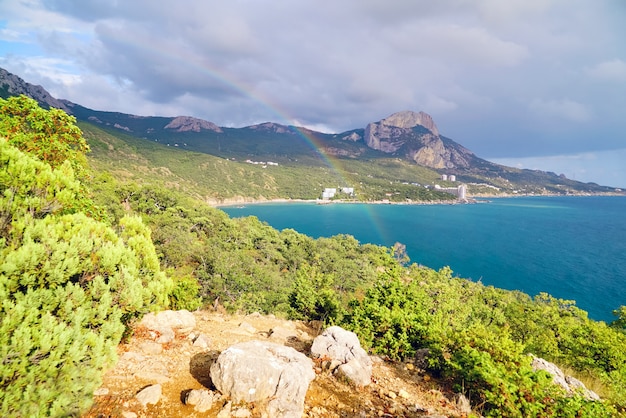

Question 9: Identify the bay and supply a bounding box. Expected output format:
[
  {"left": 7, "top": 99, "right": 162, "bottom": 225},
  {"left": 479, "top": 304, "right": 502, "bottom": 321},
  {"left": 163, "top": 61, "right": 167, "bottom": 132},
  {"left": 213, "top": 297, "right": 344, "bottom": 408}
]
[{"left": 222, "top": 196, "right": 626, "bottom": 322}]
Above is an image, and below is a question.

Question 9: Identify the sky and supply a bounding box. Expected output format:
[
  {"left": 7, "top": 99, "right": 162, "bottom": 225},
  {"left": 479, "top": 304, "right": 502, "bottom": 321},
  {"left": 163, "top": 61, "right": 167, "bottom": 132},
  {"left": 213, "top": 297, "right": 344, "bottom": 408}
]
[{"left": 1, "top": 0, "right": 625, "bottom": 187}]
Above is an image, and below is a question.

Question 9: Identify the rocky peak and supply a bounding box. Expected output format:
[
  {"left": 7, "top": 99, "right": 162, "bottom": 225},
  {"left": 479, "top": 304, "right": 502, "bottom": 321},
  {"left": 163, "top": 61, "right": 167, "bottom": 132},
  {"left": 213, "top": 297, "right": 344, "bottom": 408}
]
[
  {"left": 247, "top": 122, "right": 294, "bottom": 134},
  {"left": 0, "top": 67, "right": 71, "bottom": 113},
  {"left": 381, "top": 111, "right": 439, "bottom": 136},
  {"left": 364, "top": 111, "right": 474, "bottom": 169},
  {"left": 164, "top": 116, "right": 223, "bottom": 133}
]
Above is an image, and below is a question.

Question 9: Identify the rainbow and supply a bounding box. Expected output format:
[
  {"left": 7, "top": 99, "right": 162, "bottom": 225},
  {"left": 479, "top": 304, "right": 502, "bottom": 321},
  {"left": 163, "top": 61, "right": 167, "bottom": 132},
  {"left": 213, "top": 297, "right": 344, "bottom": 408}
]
[
  {"left": 101, "top": 29, "right": 391, "bottom": 246},
  {"left": 101, "top": 27, "right": 356, "bottom": 173}
]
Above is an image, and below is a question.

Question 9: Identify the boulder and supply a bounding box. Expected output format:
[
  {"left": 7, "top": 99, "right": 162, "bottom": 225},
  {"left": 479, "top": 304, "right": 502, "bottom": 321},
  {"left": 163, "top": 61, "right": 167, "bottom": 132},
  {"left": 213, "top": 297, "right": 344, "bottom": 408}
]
[
  {"left": 210, "top": 340, "right": 315, "bottom": 418},
  {"left": 140, "top": 309, "right": 196, "bottom": 336},
  {"left": 530, "top": 355, "right": 600, "bottom": 400},
  {"left": 310, "top": 326, "right": 372, "bottom": 386}
]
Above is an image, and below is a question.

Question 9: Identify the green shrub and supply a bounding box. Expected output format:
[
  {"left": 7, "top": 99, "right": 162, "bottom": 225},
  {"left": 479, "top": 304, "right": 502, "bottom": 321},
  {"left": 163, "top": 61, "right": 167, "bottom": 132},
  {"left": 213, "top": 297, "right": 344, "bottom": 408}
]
[
  {"left": 343, "top": 265, "right": 624, "bottom": 417},
  {"left": 0, "top": 136, "right": 171, "bottom": 416}
]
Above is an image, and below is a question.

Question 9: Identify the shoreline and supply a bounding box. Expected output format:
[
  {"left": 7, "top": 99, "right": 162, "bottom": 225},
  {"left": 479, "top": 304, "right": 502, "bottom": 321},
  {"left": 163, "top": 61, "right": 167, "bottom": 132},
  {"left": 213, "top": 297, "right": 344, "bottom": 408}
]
[{"left": 209, "top": 191, "right": 625, "bottom": 208}]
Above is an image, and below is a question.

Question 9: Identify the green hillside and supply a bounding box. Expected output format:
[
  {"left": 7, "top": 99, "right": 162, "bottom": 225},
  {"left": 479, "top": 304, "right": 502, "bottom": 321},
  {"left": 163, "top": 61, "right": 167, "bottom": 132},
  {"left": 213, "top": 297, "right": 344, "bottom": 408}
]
[{"left": 81, "top": 121, "right": 455, "bottom": 203}]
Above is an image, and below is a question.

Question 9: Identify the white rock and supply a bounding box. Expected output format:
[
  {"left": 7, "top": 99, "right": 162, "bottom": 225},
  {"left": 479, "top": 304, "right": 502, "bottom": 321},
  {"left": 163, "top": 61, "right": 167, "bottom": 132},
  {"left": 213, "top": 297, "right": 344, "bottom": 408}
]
[{"left": 135, "top": 384, "right": 162, "bottom": 407}]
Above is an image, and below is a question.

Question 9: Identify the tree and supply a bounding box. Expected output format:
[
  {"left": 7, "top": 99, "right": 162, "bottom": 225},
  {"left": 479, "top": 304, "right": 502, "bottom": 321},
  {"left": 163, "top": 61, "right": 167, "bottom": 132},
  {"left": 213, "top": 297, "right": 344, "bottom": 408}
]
[
  {"left": 0, "top": 95, "right": 89, "bottom": 174},
  {"left": 0, "top": 138, "right": 171, "bottom": 416}
]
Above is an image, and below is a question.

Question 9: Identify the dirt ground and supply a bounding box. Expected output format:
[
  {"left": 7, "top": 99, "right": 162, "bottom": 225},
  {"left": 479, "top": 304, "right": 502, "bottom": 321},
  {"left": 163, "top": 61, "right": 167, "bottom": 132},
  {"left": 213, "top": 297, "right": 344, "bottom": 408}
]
[{"left": 83, "top": 311, "right": 469, "bottom": 418}]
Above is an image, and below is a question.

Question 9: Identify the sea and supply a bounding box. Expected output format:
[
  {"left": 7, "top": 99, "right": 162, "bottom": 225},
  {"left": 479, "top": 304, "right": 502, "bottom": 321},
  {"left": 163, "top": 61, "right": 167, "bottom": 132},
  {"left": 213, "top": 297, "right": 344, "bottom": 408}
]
[{"left": 222, "top": 196, "right": 626, "bottom": 323}]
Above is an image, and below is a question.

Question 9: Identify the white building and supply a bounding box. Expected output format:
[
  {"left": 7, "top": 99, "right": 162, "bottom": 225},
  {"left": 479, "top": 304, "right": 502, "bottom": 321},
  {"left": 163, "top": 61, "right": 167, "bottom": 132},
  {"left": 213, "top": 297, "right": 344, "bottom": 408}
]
[{"left": 457, "top": 184, "right": 467, "bottom": 200}]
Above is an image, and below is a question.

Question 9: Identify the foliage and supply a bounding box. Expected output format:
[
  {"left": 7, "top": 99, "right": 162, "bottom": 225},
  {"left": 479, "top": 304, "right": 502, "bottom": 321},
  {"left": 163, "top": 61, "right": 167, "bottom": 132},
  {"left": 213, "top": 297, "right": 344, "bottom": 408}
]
[
  {"left": 0, "top": 105, "right": 171, "bottom": 416},
  {"left": 613, "top": 305, "right": 626, "bottom": 331},
  {"left": 0, "top": 95, "right": 89, "bottom": 177},
  {"left": 288, "top": 263, "right": 343, "bottom": 323},
  {"left": 343, "top": 265, "right": 625, "bottom": 416},
  {"left": 81, "top": 120, "right": 455, "bottom": 203},
  {"left": 168, "top": 270, "right": 202, "bottom": 311}
]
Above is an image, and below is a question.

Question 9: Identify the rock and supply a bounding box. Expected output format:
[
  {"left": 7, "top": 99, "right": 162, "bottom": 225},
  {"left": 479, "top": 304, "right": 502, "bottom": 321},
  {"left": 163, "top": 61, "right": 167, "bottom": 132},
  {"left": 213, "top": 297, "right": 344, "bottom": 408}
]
[
  {"left": 381, "top": 110, "right": 439, "bottom": 135},
  {"left": 141, "top": 309, "right": 196, "bottom": 335},
  {"left": 455, "top": 393, "right": 472, "bottom": 414},
  {"left": 154, "top": 326, "right": 175, "bottom": 344},
  {"left": 135, "top": 384, "right": 162, "bottom": 407},
  {"left": 268, "top": 325, "right": 298, "bottom": 342},
  {"left": 237, "top": 321, "right": 257, "bottom": 334},
  {"left": 217, "top": 401, "right": 232, "bottom": 418},
  {"left": 363, "top": 111, "right": 474, "bottom": 169},
  {"left": 210, "top": 340, "right": 315, "bottom": 418},
  {"left": 414, "top": 348, "right": 431, "bottom": 370},
  {"left": 164, "top": 116, "right": 223, "bottom": 133},
  {"left": 530, "top": 355, "right": 600, "bottom": 400},
  {"left": 121, "top": 412, "right": 137, "bottom": 418},
  {"left": 232, "top": 407, "right": 252, "bottom": 417},
  {"left": 192, "top": 333, "right": 211, "bottom": 349},
  {"left": 184, "top": 389, "right": 220, "bottom": 413},
  {"left": 337, "top": 358, "right": 371, "bottom": 387},
  {"left": 310, "top": 326, "right": 372, "bottom": 387},
  {"left": 566, "top": 375, "right": 601, "bottom": 401}
]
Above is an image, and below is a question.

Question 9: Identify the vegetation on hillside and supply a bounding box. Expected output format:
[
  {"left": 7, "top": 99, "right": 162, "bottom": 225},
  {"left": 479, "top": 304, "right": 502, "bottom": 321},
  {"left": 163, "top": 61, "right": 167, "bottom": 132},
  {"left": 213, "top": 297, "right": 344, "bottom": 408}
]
[
  {"left": 81, "top": 121, "right": 456, "bottom": 203},
  {"left": 2, "top": 96, "right": 626, "bottom": 417}
]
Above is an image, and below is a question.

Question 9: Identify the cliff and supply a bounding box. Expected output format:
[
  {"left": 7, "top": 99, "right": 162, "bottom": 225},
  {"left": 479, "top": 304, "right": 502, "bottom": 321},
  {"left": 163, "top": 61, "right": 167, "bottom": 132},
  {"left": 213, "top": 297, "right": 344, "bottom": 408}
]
[{"left": 364, "top": 111, "right": 475, "bottom": 169}]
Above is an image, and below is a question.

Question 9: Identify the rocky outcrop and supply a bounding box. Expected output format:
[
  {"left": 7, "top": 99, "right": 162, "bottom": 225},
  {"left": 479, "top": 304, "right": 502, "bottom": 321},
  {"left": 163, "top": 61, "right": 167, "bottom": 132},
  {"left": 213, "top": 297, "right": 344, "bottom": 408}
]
[
  {"left": 310, "top": 326, "right": 372, "bottom": 387},
  {"left": 381, "top": 110, "right": 439, "bottom": 135},
  {"left": 210, "top": 340, "right": 315, "bottom": 418},
  {"left": 0, "top": 68, "right": 71, "bottom": 112},
  {"left": 341, "top": 131, "right": 362, "bottom": 141},
  {"left": 364, "top": 111, "right": 475, "bottom": 169},
  {"left": 530, "top": 355, "right": 600, "bottom": 401},
  {"left": 247, "top": 122, "right": 295, "bottom": 134},
  {"left": 164, "top": 116, "right": 223, "bottom": 133}
]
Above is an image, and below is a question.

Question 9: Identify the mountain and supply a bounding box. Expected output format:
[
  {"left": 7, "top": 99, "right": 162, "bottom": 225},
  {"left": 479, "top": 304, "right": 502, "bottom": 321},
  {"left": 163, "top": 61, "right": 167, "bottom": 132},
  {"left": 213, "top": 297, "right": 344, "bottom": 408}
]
[
  {"left": 1, "top": 67, "right": 621, "bottom": 195},
  {"left": 0, "top": 68, "right": 71, "bottom": 112}
]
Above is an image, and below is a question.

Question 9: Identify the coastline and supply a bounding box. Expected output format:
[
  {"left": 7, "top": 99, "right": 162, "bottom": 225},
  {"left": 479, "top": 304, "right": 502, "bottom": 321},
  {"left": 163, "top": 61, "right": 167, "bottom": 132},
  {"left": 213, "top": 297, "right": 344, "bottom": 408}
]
[
  {"left": 210, "top": 197, "right": 471, "bottom": 208},
  {"left": 209, "top": 191, "right": 625, "bottom": 208}
]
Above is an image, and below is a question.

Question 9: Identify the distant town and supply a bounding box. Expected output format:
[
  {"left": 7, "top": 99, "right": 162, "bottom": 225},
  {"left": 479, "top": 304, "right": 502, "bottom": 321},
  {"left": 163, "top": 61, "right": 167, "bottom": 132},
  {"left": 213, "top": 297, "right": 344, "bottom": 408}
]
[{"left": 321, "top": 174, "right": 467, "bottom": 202}]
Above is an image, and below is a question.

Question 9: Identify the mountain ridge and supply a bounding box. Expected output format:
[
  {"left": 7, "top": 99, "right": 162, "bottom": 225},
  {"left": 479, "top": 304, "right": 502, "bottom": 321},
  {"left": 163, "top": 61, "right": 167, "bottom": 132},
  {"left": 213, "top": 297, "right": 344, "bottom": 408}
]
[{"left": 1, "top": 67, "right": 622, "bottom": 195}]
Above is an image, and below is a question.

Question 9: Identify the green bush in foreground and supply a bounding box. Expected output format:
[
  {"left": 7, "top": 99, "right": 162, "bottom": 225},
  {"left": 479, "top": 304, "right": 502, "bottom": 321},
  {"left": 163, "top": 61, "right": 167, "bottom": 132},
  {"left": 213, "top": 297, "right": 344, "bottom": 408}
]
[
  {"left": 0, "top": 136, "right": 171, "bottom": 414},
  {"left": 344, "top": 266, "right": 624, "bottom": 417}
]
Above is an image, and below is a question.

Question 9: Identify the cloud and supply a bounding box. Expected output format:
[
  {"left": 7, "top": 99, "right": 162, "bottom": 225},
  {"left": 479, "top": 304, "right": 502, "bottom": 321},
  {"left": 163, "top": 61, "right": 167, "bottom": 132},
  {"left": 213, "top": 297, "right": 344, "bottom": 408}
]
[
  {"left": 528, "top": 98, "right": 592, "bottom": 123},
  {"left": 492, "top": 148, "right": 626, "bottom": 188},
  {"left": 586, "top": 59, "right": 626, "bottom": 82},
  {"left": 2, "top": 0, "right": 626, "bottom": 187},
  {"left": 382, "top": 22, "right": 529, "bottom": 68}
]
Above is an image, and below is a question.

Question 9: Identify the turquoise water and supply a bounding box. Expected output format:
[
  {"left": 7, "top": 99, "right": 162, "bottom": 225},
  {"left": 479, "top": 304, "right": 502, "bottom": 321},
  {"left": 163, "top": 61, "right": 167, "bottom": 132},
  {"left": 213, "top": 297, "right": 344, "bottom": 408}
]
[{"left": 222, "top": 196, "right": 626, "bottom": 322}]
